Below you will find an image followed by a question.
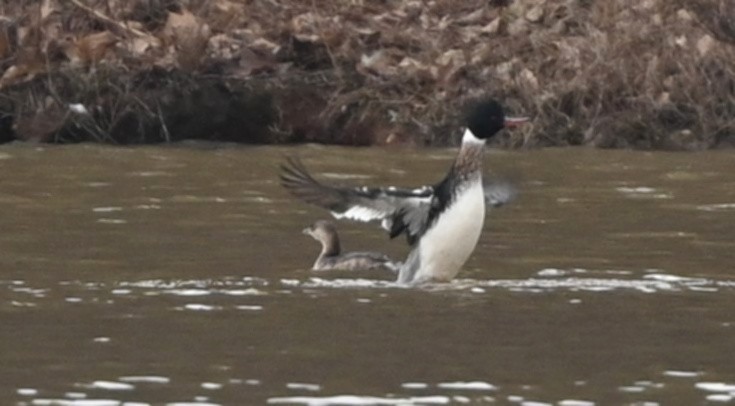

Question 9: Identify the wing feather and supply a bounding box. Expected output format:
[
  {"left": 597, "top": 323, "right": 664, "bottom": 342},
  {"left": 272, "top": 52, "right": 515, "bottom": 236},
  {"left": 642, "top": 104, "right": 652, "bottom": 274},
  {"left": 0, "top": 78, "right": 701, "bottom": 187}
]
[{"left": 280, "top": 157, "right": 434, "bottom": 244}]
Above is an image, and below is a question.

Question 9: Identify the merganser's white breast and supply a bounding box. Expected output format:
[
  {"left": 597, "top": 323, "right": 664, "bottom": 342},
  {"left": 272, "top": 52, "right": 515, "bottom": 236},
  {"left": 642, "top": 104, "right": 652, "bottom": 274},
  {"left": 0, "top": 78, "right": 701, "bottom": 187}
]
[{"left": 412, "top": 178, "right": 485, "bottom": 283}]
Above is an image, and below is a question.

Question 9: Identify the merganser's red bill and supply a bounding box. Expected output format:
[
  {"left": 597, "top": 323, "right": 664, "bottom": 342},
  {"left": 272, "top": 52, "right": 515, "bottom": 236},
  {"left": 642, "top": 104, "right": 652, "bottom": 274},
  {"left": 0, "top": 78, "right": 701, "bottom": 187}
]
[{"left": 504, "top": 116, "right": 529, "bottom": 128}]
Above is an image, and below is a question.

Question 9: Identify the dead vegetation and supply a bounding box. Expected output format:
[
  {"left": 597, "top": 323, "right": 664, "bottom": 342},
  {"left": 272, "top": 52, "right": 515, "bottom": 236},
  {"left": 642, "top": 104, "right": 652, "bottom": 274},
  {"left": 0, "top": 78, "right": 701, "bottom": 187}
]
[{"left": 0, "top": 0, "right": 734, "bottom": 148}]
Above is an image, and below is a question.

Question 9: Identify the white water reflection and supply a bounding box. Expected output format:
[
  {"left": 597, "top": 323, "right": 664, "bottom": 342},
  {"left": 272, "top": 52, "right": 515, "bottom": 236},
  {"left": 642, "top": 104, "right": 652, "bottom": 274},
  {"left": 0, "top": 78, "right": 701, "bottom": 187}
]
[
  {"left": 286, "top": 383, "right": 322, "bottom": 392},
  {"left": 401, "top": 383, "right": 428, "bottom": 389},
  {"left": 166, "top": 403, "right": 220, "bottom": 406},
  {"left": 76, "top": 381, "right": 135, "bottom": 391},
  {"left": 436, "top": 381, "right": 496, "bottom": 391},
  {"left": 557, "top": 401, "right": 595, "bottom": 406},
  {"left": 14, "top": 375, "right": 735, "bottom": 406},
  {"left": 696, "top": 203, "right": 735, "bottom": 212},
  {"left": 119, "top": 376, "right": 170, "bottom": 384},
  {"left": 662, "top": 370, "right": 701, "bottom": 378},
  {"left": 267, "top": 395, "right": 455, "bottom": 405},
  {"left": 293, "top": 272, "right": 735, "bottom": 293},
  {"left": 92, "top": 207, "right": 124, "bottom": 213},
  {"left": 695, "top": 382, "right": 735, "bottom": 393},
  {"left": 29, "top": 400, "right": 122, "bottom": 406},
  {"left": 179, "top": 304, "right": 222, "bottom": 311},
  {"left": 4, "top": 269, "right": 735, "bottom": 307},
  {"left": 616, "top": 186, "right": 672, "bottom": 199}
]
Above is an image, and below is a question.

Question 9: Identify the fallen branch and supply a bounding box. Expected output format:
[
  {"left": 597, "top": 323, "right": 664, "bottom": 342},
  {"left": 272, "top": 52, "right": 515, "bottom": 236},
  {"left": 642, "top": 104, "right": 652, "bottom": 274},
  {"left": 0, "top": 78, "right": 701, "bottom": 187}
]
[{"left": 68, "top": 0, "right": 151, "bottom": 39}]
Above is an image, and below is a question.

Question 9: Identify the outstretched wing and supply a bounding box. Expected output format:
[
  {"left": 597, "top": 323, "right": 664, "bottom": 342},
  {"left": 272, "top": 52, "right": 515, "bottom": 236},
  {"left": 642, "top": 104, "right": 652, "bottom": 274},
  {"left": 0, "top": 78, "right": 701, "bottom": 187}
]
[{"left": 280, "top": 157, "right": 434, "bottom": 245}]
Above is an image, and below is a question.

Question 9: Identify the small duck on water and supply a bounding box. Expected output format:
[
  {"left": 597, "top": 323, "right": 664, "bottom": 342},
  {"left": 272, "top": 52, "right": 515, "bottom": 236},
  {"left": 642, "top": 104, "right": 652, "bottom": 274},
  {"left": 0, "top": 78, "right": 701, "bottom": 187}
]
[{"left": 303, "top": 220, "right": 401, "bottom": 273}]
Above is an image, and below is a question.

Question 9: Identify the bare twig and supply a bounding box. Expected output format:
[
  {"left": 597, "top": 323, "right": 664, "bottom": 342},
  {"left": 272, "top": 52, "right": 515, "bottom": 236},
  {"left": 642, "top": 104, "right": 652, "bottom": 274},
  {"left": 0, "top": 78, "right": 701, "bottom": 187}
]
[
  {"left": 156, "top": 102, "right": 170, "bottom": 142},
  {"left": 68, "top": 0, "right": 151, "bottom": 39}
]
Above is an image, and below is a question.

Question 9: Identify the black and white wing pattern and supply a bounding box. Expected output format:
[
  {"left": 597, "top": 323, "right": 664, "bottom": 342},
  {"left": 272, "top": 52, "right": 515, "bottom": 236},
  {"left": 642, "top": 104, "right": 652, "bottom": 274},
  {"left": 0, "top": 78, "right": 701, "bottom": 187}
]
[{"left": 280, "top": 157, "right": 434, "bottom": 245}]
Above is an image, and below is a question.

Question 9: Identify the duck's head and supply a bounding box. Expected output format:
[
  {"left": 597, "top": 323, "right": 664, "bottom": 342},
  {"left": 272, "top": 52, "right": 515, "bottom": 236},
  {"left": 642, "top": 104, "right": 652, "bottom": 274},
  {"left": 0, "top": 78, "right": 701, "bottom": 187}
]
[
  {"left": 302, "top": 220, "right": 337, "bottom": 242},
  {"left": 466, "top": 98, "right": 529, "bottom": 140}
]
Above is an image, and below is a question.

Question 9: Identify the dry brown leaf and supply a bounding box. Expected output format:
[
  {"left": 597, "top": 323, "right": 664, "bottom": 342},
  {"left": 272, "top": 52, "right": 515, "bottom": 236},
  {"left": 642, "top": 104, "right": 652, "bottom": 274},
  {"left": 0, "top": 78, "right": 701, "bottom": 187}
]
[
  {"left": 437, "top": 15, "right": 452, "bottom": 30},
  {"left": 373, "top": 11, "right": 402, "bottom": 25},
  {"left": 507, "top": 18, "right": 528, "bottom": 36},
  {"left": 0, "top": 45, "right": 45, "bottom": 89},
  {"left": 290, "top": 12, "right": 326, "bottom": 43},
  {"left": 69, "top": 31, "right": 118, "bottom": 66},
  {"left": 290, "top": 12, "right": 319, "bottom": 32},
  {"left": 456, "top": 8, "right": 486, "bottom": 25},
  {"left": 126, "top": 35, "right": 162, "bottom": 57},
  {"left": 525, "top": 6, "right": 545, "bottom": 23},
  {"left": 519, "top": 68, "right": 539, "bottom": 89},
  {"left": 437, "top": 49, "right": 466, "bottom": 67},
  {"left": 555, "top": 39, "right": 582, "bottom": 69},
  {"left": 353, "top": 26, "right": 378, "bottom": 36},
  {"left": 250, "top": 38, "right": 280, "bottom": 55},
  {"left": 208, "top": 0, "right": 247, "bottom": 31},
  {"left": 117, "top": 19, "right": 163, "bottom": 57},
  {"left": 163, "top": 10, "right": 209, "bottom": 44},
  {"left": 357, "top": 49, "right": 402, "bottom": 77},
  {"left": 237, "top": 47, "right": 276, "bottom": 77},
  {"left": 41, "top": 0, "right": 60, "bottom": 22},
  {"left": 481, "top": 17, "right": 502, "bottom": 34},
  {"left": 436, "top": 49, "right": 467, "bottom": 86},
  {"left": 697, "top": 34, "right": 715, "bottom": 56},
  {"left": 124, "top": 21, "right": 146, "bottom": 32},
  {"left": 207, "top": 34, "right": 240, "bottom": 61},
  {"left": 206, "top": 33, "right": 276, "bottom": 77},
  {"left": 677, "top": 9, "right": 693, "bottom": 22},
  {"left": 0, "top": 65, "right": 27, "bottom": 89},
  {"left": 398, "top": 57, "right": 436, "bottom": 80},
  {"left": 162, "top": 9, "right": 211, "bottom": 70},
  {"left": 0, "top": 62, "right": 45, "bottom": 89},
  {"left": 495, "top": 60, "right": 515, "bottom": 82}
]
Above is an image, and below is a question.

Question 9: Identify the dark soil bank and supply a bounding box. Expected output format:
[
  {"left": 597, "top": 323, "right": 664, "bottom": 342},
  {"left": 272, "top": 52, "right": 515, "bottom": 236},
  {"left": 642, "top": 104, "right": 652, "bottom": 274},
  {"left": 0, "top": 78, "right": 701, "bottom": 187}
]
[{"left": 1, "top": 0, "right": 735, "bottom": 148}]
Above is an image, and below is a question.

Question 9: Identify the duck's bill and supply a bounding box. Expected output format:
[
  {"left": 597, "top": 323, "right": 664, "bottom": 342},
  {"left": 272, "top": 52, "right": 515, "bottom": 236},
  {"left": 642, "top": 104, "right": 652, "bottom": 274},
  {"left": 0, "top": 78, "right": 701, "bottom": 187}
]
[
  {"left": 302, "top": 227, "right": 311, "bottom": 235},
  {"left": 504, "top": 116, "right": 530, "bottom": 128}
]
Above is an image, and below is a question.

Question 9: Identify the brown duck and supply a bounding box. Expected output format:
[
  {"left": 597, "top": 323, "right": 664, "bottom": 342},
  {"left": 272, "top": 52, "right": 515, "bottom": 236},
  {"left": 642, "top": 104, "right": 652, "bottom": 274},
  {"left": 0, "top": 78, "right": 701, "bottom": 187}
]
[{"left": 303, "top": 220, "right": 400, "bottom": 273}]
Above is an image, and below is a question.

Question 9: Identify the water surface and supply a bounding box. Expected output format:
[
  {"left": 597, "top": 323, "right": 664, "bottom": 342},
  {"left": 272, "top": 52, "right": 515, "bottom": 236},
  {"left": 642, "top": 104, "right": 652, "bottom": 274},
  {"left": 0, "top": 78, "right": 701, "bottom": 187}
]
[{"left": 1, "top": 144, "right": 734, "bottom": 405}]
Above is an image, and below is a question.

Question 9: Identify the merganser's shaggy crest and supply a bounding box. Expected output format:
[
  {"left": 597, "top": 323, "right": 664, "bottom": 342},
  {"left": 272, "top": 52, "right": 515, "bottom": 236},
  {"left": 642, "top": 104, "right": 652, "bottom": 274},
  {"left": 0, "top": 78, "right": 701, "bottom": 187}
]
[
  {"left": 303, "top": 220, "right": 400, "bottom": 272},
  {"left": 281, "top": 98, "right": 527, "bottom": 284}
]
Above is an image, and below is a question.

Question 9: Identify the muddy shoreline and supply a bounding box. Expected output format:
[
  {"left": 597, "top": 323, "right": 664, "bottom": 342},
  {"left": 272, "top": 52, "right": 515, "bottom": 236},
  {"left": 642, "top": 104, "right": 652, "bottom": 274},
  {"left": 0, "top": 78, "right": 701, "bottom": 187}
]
[{"left": 1, "top": 0, "right": 734, "bottom": 149}]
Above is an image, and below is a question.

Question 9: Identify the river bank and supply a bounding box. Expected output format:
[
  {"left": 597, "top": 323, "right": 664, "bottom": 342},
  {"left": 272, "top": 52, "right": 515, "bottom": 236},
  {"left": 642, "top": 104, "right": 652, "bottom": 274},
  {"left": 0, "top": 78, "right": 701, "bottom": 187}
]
[{"left": 1, "top": 0, "right": 734, "bottom": 148}]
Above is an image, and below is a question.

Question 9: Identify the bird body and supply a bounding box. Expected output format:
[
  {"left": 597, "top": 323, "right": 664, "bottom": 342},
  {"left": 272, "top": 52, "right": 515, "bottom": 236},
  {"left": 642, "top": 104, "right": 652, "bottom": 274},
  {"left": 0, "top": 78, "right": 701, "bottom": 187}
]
[
  {"left": 400, "top": 173, "right": 485, "bottom": 283},
  {"left": 281, "top": 99, "right": 526, "bottom": 284},
  {"left": 304, "top": 220, "right": 400, "bottom": 273}
]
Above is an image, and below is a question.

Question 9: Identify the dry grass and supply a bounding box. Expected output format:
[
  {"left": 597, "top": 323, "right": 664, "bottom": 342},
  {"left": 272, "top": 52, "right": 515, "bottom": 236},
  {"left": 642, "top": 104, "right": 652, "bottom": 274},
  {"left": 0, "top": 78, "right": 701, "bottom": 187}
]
[{"left": 0, "top": 0, "right": 734, "bottom": 148}]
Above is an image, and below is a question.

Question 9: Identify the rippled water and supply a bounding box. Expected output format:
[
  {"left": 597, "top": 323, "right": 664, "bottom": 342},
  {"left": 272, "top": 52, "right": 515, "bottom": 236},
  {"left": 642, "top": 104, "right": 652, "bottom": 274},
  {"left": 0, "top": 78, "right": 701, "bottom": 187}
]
[{"left": 1, "top": 143, "right": 734, "bottom": 405}]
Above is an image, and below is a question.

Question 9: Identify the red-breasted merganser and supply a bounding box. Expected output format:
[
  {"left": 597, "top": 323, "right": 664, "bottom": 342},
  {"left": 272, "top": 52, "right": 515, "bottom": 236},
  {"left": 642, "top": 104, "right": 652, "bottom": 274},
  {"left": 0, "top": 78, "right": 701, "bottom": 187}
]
[
  {"left": 303, "top": 220, "right": 400, "bottom": 272},
  {"left": 281, "top": 98, "right": 527, "bottom": 284}
]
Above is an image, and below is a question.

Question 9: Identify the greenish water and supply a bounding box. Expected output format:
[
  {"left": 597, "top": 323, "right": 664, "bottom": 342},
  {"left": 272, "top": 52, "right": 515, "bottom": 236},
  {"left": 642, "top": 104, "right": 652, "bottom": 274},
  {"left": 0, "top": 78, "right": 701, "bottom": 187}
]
[{"left": 1, "top": 143, "right": 734, "bottom": 405}]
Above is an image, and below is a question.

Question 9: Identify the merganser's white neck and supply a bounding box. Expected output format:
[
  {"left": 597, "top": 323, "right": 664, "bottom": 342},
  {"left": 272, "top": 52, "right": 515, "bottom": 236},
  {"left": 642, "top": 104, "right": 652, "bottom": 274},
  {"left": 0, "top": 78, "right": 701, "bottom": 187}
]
[
  {"left": 453, "top": 128, "right": 486, "bottom": 179},
  {"left": 461, "top": 128, "right": 486, "bottom": 146}
]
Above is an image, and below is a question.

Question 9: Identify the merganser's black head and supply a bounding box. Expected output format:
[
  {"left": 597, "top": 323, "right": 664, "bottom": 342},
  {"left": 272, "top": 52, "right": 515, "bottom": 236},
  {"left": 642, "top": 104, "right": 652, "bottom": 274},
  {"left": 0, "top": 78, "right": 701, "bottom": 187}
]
[{"left": 466, "top": 99, "right": 528, "bottom": 139}]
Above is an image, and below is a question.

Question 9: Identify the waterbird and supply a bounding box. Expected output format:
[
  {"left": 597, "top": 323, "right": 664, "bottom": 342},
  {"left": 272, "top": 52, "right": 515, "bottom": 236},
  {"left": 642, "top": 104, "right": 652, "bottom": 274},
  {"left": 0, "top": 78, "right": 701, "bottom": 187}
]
[
  {"left": 303, "top": 220, "right": 401, "bottom": 273},
  {"left": 281, "top": 98, "right": 527, "bottom": 284}
]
